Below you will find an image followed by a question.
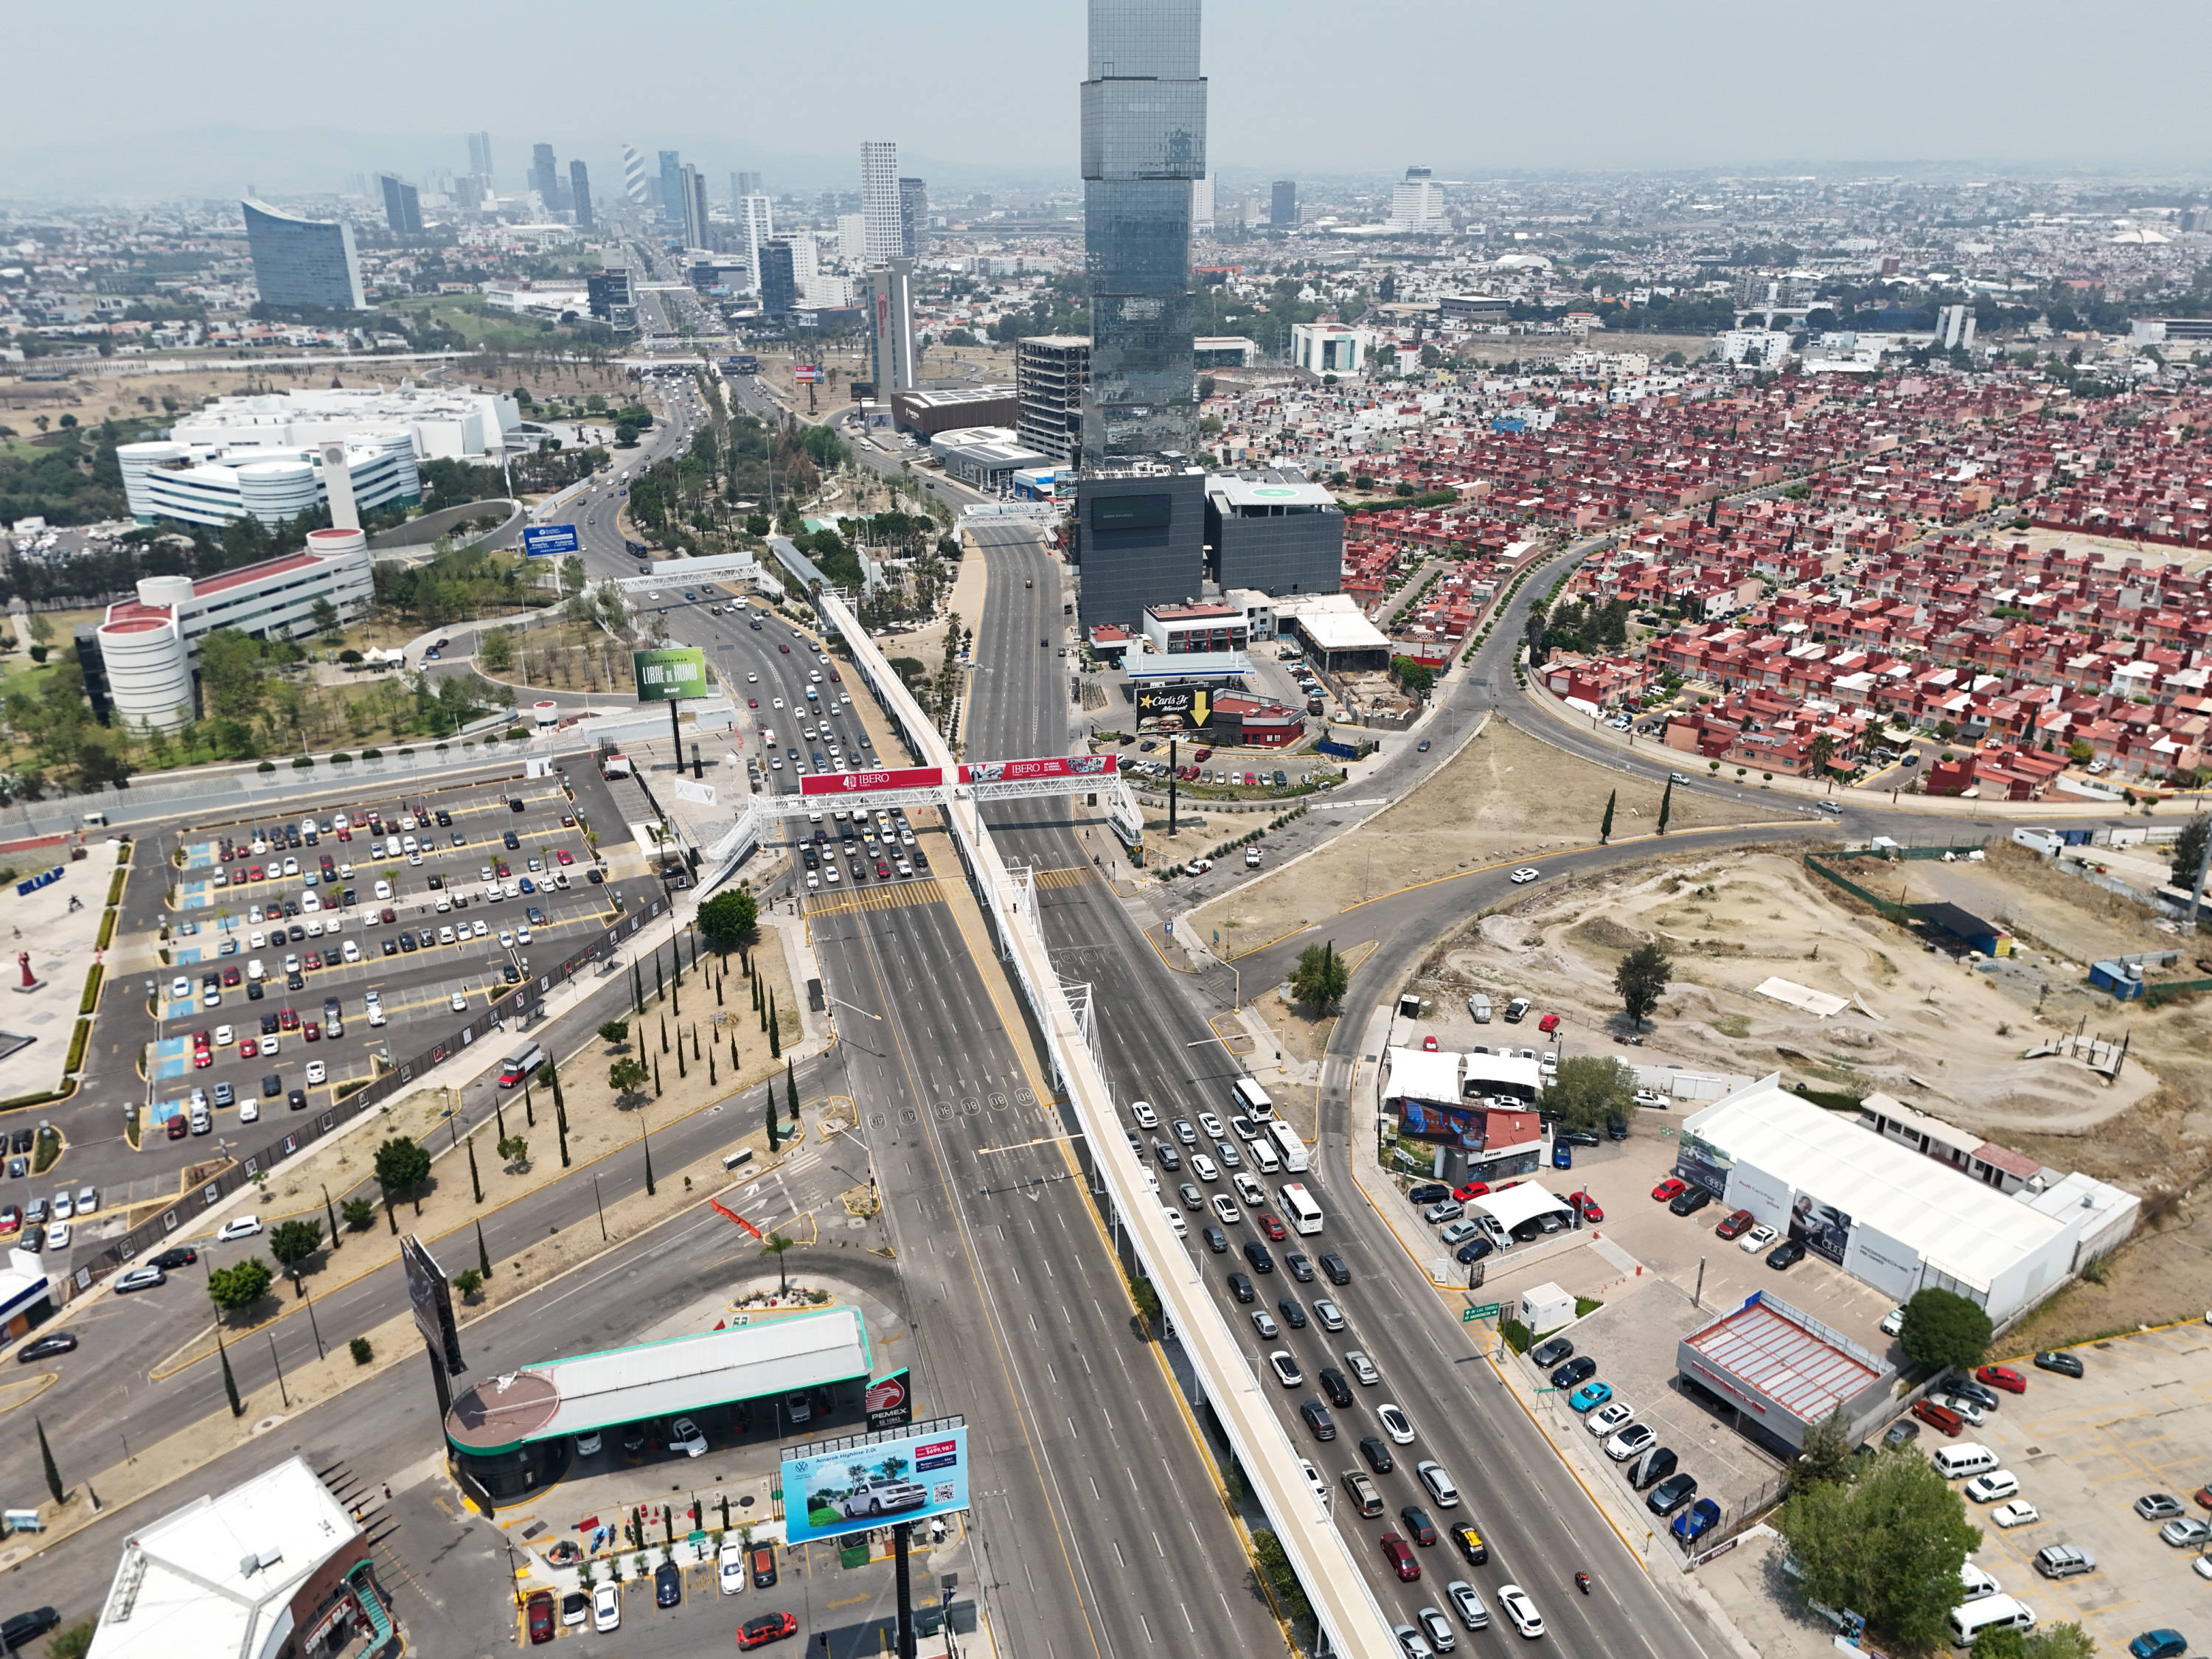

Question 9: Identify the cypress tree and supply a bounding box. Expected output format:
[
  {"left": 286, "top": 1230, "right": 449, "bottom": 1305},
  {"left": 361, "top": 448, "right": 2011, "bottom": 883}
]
[
  {"left": 216, "top": 1329, "right": 244, "bottom": 1418},
  {"left": 653, "top": 1054, "right": 661, "bottom": 1097},
  {"left": 1658, "top": 777, "right": 1674, "bottom": 835},
  {"left": 477, "top": 1219, "right": 493, "bottom": 1279},
  {"left": 467, "top": 1135, "right": 483, "bottom": 1203},
  {"left": 1600, "top": 789, "right": 1615, "bottom": 844},
  {"left": 768, "top": 990, "right": 781, "bottom": 1058},
  {"left": 35, "top": 1416, "right": 63, "bottom": 1504},
  {"left": 785, "top": 1058, "right": 799, "bottom": 1124}
]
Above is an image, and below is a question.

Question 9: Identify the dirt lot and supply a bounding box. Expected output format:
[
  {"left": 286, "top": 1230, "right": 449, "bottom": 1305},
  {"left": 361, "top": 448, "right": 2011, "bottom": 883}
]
[
  {"left": 1192, "top": 718, "right": 1782, "bottom": 957},
  {"left": 1905, "top": 840, "right": 2168, "bottom": 970}
]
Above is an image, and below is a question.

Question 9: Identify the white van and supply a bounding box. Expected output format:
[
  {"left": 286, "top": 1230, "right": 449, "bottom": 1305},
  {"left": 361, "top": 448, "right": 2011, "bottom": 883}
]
[
  {"left": 1248, "top": 1136, "right": 1281, "bottom": 1174},
  {"left": 1947, "top": 1596, "right": 2034, "bottom": 1649},
  {"left": 1958, "top": 1563, "right": 2001, "bottom": 1604},
  {"left": 1231, "top": 1078, "right": 1274, "bottom": 1119},
  {"left": 1933, "top": 1442, "right": 1999, "bottom": 1481}
]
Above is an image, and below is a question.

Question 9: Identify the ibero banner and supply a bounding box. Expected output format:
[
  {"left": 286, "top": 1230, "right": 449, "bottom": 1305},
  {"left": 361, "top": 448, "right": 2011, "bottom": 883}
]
[{"left": 959, "top": 754, "right": 1119, "bottom": 785}]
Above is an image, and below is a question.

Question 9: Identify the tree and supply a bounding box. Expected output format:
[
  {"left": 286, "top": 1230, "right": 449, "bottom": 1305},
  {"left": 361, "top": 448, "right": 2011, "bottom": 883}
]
[
  {"left": 46, "top": 1619, "right": 95, "bottom": 1659},
  {"left": 1615, "top": 942, "right": 1673, "bottom": 1029},
  {"left": 218, "top": 1328, "right": 244, "bottom": 1415},
  {"left": 1540, "top": 1055, "right": 1638, "bottom": 1134},
  {"left": 785, "top": 1058, "right": 799, "bottom": 1125},
  {"left": 1656, "top": 776, "right": 1673, "bottom": 835},
  {"left": 761, "top": 1231, "right": 795, "bottom": 1294},
  {"left": 609, "top": 1056, "right": 650, "bottom": 1103},
  {"left": 599, "top": 1019, "right": 631, "bottom": 1051},
  {"left": 309, "top": 597, "right": 342, "bottom": 638},
  {"left": 2169, "top": 814, "right": 2209, "bottom": 888},
  {"left": 373, "top": 1135, "right": 433, "bottom": 1215},
  {"left": 497, "top": 1134, "right": 529, "bottom": 1170},
  {"left": 36, "top": 1416, "right": 63, "bottom": 1505},
  {"left": 453, "top": 1267, "right": 484, "bottom": 1302},
  {"left": 1899, "top": 1288, "right": 1993, "bottom": 1374},
  {"left": 208, "top": 1257, "right": 275, "bottom": 1313},
  {"left": 268, "top": 1219, "right": 324, "bottom": 1293},
  {"left": 1808, "top": 731, "right": 1837, "bottom": 779},
  {"left": 1789, "top": 1407, "right": 1855, "bottom": 1495},
  {"left": 1599, "top": 789, "right": 1615, "bottom": 844},
  {"left": 766, "top": 1090, "right": 781, "bottom": 1152},
  {"left": 767, "top": 989, "right": 781, "bottom": 1058},
  {"left": 1975, "top": 1626, "right": 2096, "bottom": 1659},
  {"left": 341, "top": 1197, "right": 377, "bottom": 1231},
  {"left": 1289, "top": 939, "right": 1349, "bottom": 1014},
  {"left": 1773, "top": 1449, "right": 1980, "bottom": 1653}
]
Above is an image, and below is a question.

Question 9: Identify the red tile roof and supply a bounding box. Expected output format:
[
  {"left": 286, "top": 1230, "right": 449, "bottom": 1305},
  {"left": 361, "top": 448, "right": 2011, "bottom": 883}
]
[{"left": 192, "top": 552, "right": 321, "bottom": 597}]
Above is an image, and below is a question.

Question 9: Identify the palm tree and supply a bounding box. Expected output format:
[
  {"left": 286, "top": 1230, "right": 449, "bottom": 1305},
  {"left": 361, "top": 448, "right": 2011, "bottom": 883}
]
[
  {"left": 761, "top": 1232, "right": 795, "bottom": 1295},
  {"left": 1807, "top": 732, "right": 1837, "bottom": 785}
]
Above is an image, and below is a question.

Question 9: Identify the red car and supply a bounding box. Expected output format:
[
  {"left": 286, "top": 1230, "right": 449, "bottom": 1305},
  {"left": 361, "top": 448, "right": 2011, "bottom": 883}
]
[
  {"left": 335, "top": 825, "right": 352, "bottom": 841},
  {"left": 748, "top": 698, "right": 759, "bottom": 709},
  {"left": 1420, "top": 1034, "right": 1439, "bottom": 1052},
  {"left": 1652, "top": 1178, "right": 1686, "bottom": 1202},
  {"left": 1912, "top": 1399, "right": 1964, "bottom": 1436},
  {"left": 193, "top": 1029, "right": 212, "bottom": 1051},
  {"left": 167, "top": 1113, "right": 189, "bottom": 1141},
  {"left": 557, "top": 849, "right": 574, "bottom": 866},
  {"left": 239, "top": 1038, "right": 258, "bottom": 1060},
  {"left": 1715, "top": 1208, "right": 1754, "bottom": 1239},
  {"left": 525, "top": 1590, "right": 554, "bottom": 1645},
  {"left": 779, "top": 644, "right": 790, "bottom": 654},
  {"left": 1379, "top": 1533, "right": 1420, "bottom": 1582},
  {"left": 247, "top": 865, "right": 263, "bottom": 882},
  {"left": 1975, "top": 1365, "right": 2028, "bottom": 1395},
  {"left": 1537, "top": 1012, "right": 1561, "bottom": 1034},
  {"left": 1453, "top": 1180, "right": 1491, "bottom": 1203},
  {"left": 380, "top": 908, "right": 397, "bottom": 925},
  {"left": 737, "top": 1612, "right": 799, "bottom": 1649},
  {"left": 279, "top": 1007, "right": 300, "bottom": 1030},
  {"left": 222, "top": 966, "right": 241, "bottom": 987},
  {"left": 303, "top": 1021, "right": 321, "bottom": 1042},
  {"left": 1256, "top": 1212, "right": 1286, "bottom": 1242},
  {"left": 303, "top": 952, "right": 322, "bottom": 971},
  {"left": 1569, "top": 1191, "right": 1604, "bottom": 1222}
]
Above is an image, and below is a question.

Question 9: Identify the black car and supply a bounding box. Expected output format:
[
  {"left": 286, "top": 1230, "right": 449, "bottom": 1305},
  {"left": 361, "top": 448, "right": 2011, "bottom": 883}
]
[
  {"left": 1399, "top": 1504, "right": 1439, "bottom": 1546},
  {"left": 1318, "top": 1367, "right": 1354, "bottom": 1409},
  {"left": 2034, "top": 1350, "right": 2085, "bottom": 1379},
  {"left": 1646, "top": 1472, "right": 1700, "bottom": 1517},
  {"left": 1551, "top": 1356, "right": 1598, "bottom": 1390},
  {"left": 1284, "top": 1252, "right": 1315, "bottom": 1283},
  {"left": 1559, "top": 1130, "right": 1601, "bottom": 1148},
  {"left": 1667, "top": 1186, "right": 1713, "bottom": 1217},
  {"left": 0, "top": 1608, "right": 58, "bottom": 1651},
  {"left": 1318, "top": 1253, "right": 1351, "bottom": 1285},
  {"left": 1766, "top": 1239, "right": 1806, "bottom": 1270},
  {"left": 622, "top": 1423, "right": 650, "bottom": 1455},
  {"left": 1277, "top": 1298, "right": 1307, "bottom": 1329},
  {"left": 1407, "top": 1183, "right": 1451, "bottom": 1206},
  {"left": 1455, "top": 1237, "right": 1493, "bottom": 1265},
  {"left": 1360, "top": 1436, "right": 1394, "bottom": 1474},
  {"left": 150, "top": 1246, "right": 198, "bottom": 1270},
  {"left": 398, "top": 931, "right": 418, "bottom": 951},
  {"left": 1530, "top": 1336, "right": 1575, "bottom": 1369},
  {"left": 8, "top": 1130, "right": 28, "bottom": 1157},
  {"left": 503, "top": 830, "right": 521, "bottom": 850},
  {"left": 288, "top": 1089, "right": 307, "bottom": 1111},
  {"left": 655, "top": 1559, "right": 681, "bottom": 1607},
  {"left": 1630, "top": 1447, "right": 1679, "bottom": 1490},
  {"left": 1227, "top": 1272, "right": 1255, "bottom": 1304},
  {"left": 246, "top": 981, "right": 265, "bottom": 1000},
  {"left": 260, "top": 1013, "right": 280, "bottom": 1034},
  {"left": 1300, "top": 1400, "right": 1336, "bottom": 1441},
  {"left": 1201, "top": 1225, "right": 1228, "bottom": 1254},
  {"left": 1242, "top": 1241, "right": 1276, "bottom": 1276},
  {"left": 15, "top": 1334, "right": 74, "bottom": 1363},
  {"left": 261, "top": 1074, "right": 282, "bottom": 1098},
  {"left": 380, "top": 939, "right": 397, "bottom": 957}
]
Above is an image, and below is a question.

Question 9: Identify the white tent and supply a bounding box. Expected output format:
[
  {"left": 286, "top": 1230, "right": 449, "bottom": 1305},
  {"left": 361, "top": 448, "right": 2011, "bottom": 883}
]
[
  {"left": 1473, "top": 1183, "right": 1571, "bottom": 1234},
  {"left": 1382, "top": 1046, "right": 1461, "bottom": 1103}
]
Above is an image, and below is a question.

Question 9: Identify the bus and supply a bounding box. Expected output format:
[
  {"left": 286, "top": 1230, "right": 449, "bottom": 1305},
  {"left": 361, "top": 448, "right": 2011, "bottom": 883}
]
[
  {"left": 1266, "top": 1120, "right": 1310, "bottom": 1174},
  {"left": 1278, "top": 1183, "right": 1324, "bottom": 1237}
]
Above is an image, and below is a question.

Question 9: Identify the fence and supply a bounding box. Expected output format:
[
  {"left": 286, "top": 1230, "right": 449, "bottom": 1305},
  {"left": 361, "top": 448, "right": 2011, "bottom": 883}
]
[
  {"left": 1803, "top": 843, "right": 1989, "bottom": 925},
  {"left": 70, "top": 895, "right": 672, "bottom": 1291}
]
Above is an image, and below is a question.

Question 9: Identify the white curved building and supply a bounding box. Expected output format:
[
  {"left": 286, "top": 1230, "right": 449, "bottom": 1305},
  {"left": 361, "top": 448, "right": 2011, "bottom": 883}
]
[
  {"left": 80, "top": 528, "right": 374, "bottom": 731},
  {"left": 118, "top": 431, "right": 419, "bottom": 529}
]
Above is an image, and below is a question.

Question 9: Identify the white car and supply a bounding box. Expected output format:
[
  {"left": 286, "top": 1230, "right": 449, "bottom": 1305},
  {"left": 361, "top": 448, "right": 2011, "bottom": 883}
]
[
  {"left": 305, "top": 1060, "right": 327, "bottom": 1085},
  {"left": 368, "top": 1006, "right": 387, "bottom": 1027},
  {"left": 283, "top": 954, "right": 301, "bottom": 975},
  {"left": 50, "top": 1194, "right": 72, "bottom": 1221},
  {"left": 1190, "top": 1152, "right": 1219, "bottom": 1182},
  {"left": 498, "top": 930, "right": 515, "bottom": 949},
  {"left": 1377, "top": 1402, "right": 1416, "bottom": 1444},
  {"left": 515, "top": 925, "right": 532, "bottom": 944},
  {"left": 248, "top": 930, "right": 266, "bottom": 950},
  {"left": 1497, "top": 1585, "right": 1543, "bottom": 1639},
  {"left": 1210, "top": 1194, "right": 1241, "bottom": 1225},
  {"left": 170, "top": 976, "right": 191, "bottom": 1000},
  {"left": 1162, "top": 1207, "right": 1186, "bottom": 1239},
  {"left": 668, "top": 1416, "right": 708, "bottom": 1457},
  {"left": 745, "top": 672, "right": 758, "bottom": 684},
  {"left": 1933, "top": 1393, "right": 1985, "bottom": 1427},
  {"left": 450, "top": 992, "right": 468, "bottom": 1012},
  {"left": 1989, "top": 1500, "right": 2040, "bottom": 1529},
  {"left": 1509, "top": 867, "right": 1540, "bottom": 884},
  {"left": 1586, "top": 1400, "right": 1635, "bottom": 1438},
  {"left": 718, "top": 1540, "right": 749, "bottom": 1596},
  {"left": 1964, "top": 1471, "right": 2019, "bottom": 1503},
  {"left": 1739, "top": 1223, "right": 1778, "bottom": 1253},
  {"left": 592, "top": 1582, "right": 620, "bottom": 1632},
  {"left": 44, "top": 1223, "right": 70, "bottom": 1251},
  {"left": 214, "top": 1024, "right": 233, "bottom": 1047},
  {"left": 1197, "top": 1112, "right": 1226, "bottom": 1141},
  {"left": 215, "top": 1214, "right": 264, "bottom": 1242},
  {"left": 1268, "top": 1350, "right": 1303, "bottom": 1388},
  {"left": 1880, "top": 1307, "right": 1907, "bottom": 1336},
  {"left": 1132, "top": 1100, "right": 1159, "bottom": 1130},
  {"left": 239, "top": 1102, "right": 259, "bottom": 1124},
  {"left": 1604, "top": 1422, "right": 1656, "bottom": 1461}
]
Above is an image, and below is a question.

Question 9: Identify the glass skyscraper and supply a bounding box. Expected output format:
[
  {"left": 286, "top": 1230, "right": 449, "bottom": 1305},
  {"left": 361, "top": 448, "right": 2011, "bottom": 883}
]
[
  {"left": 1079, "top": 0, "right": 1206, "bottom": 467},
  {"left": 241, "top": 201, "right": 366, "bottom": 311}
]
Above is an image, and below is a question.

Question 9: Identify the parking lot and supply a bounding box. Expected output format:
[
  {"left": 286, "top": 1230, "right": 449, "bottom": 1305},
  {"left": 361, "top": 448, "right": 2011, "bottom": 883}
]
[{"left": 145, "top": 771, "right": 653, "bottom": 1147}]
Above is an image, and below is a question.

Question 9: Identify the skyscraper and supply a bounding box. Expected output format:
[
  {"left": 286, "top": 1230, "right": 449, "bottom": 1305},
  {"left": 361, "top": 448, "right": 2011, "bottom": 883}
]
[
  {"left": 739, "top": 194, "right": 775, "bottom": 292},
  {"left": 658, "top": 151, "right": 683, "bottom": 225},
  {"left": 467, "top": 131, "right": 493, "bottom": 183},
  {"left": 679, "top": 164, "right": 711, "bottom": 251},
  {"left": 860, "top": 142, "right": 902, "bottom": 262},
  {"left": 1270, "top": 179, "right": 1298, "bottom": 229},
  {"left": 866, "top": 259, "right": 917, "bottom": 394},
  {"left": 378, "top": 174, "right": 422, "bottom": 236},
  {"left": 759, "top": 241, "right": 799, "bottom": 318},
  {"left": 734, "top": 170, "right": 762, "bottom": 200},
  {"left": 1079, "top": 0, "right": 1206, "bottom": 467},
  {"left": 1389, "top": 166, "right": 1444, "bottom": 232},
  {"left": 529, "top": 143, "right": 560, "bottom": 210},
  {"left": 1191, "top": 174, "right": 1214, "bottom": 233},
  {"left": 898, "top": 177, "right": 929, "bottom": 261},
  {"left": 622, "top": 145, "right": 650, "bottom": 205},
  {"left": 241, "top": 200, "right": 366, "bottom": 311},
  {"left": 570, "top": 160, "right": 594, "bottom": 229}
]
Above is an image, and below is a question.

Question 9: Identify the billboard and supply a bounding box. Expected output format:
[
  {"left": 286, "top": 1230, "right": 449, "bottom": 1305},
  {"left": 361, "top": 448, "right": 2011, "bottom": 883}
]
[
  {"left": 1135, "top": 686, "right": 1214, "bottom": 727},
  {"left": 1396, "top": 1099, "right": 1482, "bottom": 1148},
  {"left": 1788, "top": 1195, "right": 1854, "bottom": 1266},
  {"left": 864, "top": 1369, "right": 913, "bottom": 1430},
  {"left": 1673, "top": 1131, "right": 1735, "bottom": 1200},
  {"left": 400, "top": 1235, "right": 464, "bottom": 1371},
  {"left": 1090, "top": 492, "right": 1171, "bottom": 532},
  {"left": 957, "top": 754, "right": 1118, "bottom": 785},
  {"left": 799, "top": 765, "right": 943, "bottom": 798},
  {"left": 780, "top": 1418, "right": 969, "bottom": 1545},
  {"left": 793, "top": 365, "right": 824, "bottom": 383},
  {"left": 521, "top": 524, "right": 580, "bottom": 558},
  {"left": 633, "top": 647, "right": 709, "bottom": 703}
]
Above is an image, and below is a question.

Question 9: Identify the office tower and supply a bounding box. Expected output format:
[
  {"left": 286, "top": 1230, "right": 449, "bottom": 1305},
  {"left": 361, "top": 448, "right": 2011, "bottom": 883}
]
[
  {"left": 735, "top": 170, "right": 762, "bottom": 200},
  {"left": 740, "top": 193, "right": 775, "bottom": 291},
  {"left": 1191, "top": 174, "right": 1214, "bottom": 232},
  {"left": 1390, "top": 166, "right": 1444, "bottom": 231},
  {"left": 587, "top": 268, "right": 632, "bottom": 319},
  {"left": 467, "top": 131, "right": 493, "bottom": 183},
  {"left": 658, "top": 150, "right": 683, "bottom": 224},
  {"left": 867, "top": 258, "right": 917, "bottom": 393},
  {"left": 622, "top": 145, "right": 650, "bottom": 205},
  {"left": 344, "top": 173, "right": 368, "bottom": 199},
  {"left": 679, "top": 164, "right": 710, "bottom": 250},
  {"left": 241, "top": 200, "right": 366, "bottom": 310},
  {"left": 860, "top": 142, "right": 902, "bottom": 262},
  {"left": 899, "top": 177, "right": 929, "bottom": 260},
  {"left": 1270, "top": 179, "right": 1297, "bottom": 229},
  {"left": 378, "top": 174, "right": 422, "bottom": 235},
  {"left": 838, "top": 213, "right": 868, "bottom": 265},
  {"left": 528, "top": 143, "right": 559, "bottom": 209},
  {"left": 570, "top": 160, "right": 594, "bottom": 229},
  {"left": 759, "top": 241, "right": 798, "bottom": 318},
  {"left": 1018, "top": 335, "right": 1091, "bottom": 466},
  {"left": 456, "top": 175, "right": 484, "bottom": 213},
  {"left": 1937, "top": 304, "right": 1976, "bottom": 352},
  {"left": 1077, "top": 0, "right": 1206, "bottom": 467}
]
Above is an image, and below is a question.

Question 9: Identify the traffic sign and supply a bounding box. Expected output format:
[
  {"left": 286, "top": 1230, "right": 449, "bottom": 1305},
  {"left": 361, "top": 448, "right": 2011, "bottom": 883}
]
[{"left": 1462, "top": 1302, "right": 1499, "bottom": 1321}]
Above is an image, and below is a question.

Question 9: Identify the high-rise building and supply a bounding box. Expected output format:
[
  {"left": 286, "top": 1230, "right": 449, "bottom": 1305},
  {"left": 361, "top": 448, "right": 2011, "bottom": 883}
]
[
  {"left": 739, "top": 194, "right": 775, "bottom": 292},
  {"left": 860, "top": 142, "right": 902, "bottom": 262},
  {"left": 898, "top": 177, "right": 929, "bottom": 260},
  {"left": 1077, "top": 0, "right": 1206, "bottom": 467},
  {"left": 837, "top": 213, "right": 868, "bottom": 265},
  {"left": 467, "top": 131, "right": 493, "bottom": 183},
  {"left": 529, "top": 143, "right": 560, "bottom": 210},
  {"left": 734, "top": 170, "right": 762, "bottom": 201},
  {"left": 378, "top": 174, "right": 422, "bottom": 236},
  {"left": 867, "top": 258, "right": 917, "bottom": 394},
  {"left": 679, "top": 164, "right": 711, "bottom": 251},
  {"left": 1017, "top": 335, "right": 1091, "bottom": 466},
  {"left": 658, "top": 150, "right": 683, "bottom": 224},
  {"left": 587, "top": 267, "right": 633, "bottom": 320},
  {"left": 570, "top": 160, "right": 594, "bottom": 229},
  {"left": 759, "top": 241, "right": 798, "bottom": 318},
  {"left": 1389, "top": 166, "right": 1444, "bottom": 232},
  {"left": 1936, "top": 304, "right": 1976, "bottom": 352},
  {"left": 622, "top": 145, "right": 650, "bottom": 205},
  {"left": 1191, "top": 174, "right": 1214, "bottom": 233},
  {"left": 241, "top": 200, "right": 366, "bottom": 311},
  {"left": 1270, "top": 180, "right": 1297, "bottom": 229}
]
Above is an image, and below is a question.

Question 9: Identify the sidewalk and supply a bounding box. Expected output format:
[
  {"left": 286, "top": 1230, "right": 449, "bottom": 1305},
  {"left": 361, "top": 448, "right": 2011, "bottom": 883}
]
[{"left": 0, "top": 836, "right": 115, "bottom": 1096}]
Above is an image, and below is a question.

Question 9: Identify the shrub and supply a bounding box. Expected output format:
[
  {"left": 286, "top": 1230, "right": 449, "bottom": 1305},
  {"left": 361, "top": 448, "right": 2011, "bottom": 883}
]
[
  {"left": 292, "top": 757, "right": 314, "bottom": 770},
  {"left": 77, "top": 966, "right": 102, "bottom": 1015},
  {"left": 349, "top": 1335, "right": 375, "bottom": 1366},
  {"left": 256, "top": 761, "right": 276, "bottom": 774},
  {"left": 505, "top": 727, "right": 528, "bottom": 742},
  {"left": 361, "top": 747, "right": 381, "bottom": 759},
  {"left": 65, "top": 1018, "right": 91, "bottom": 1073},
  {"left": 330, "top": 751, "right": 351, "bottom": 765}
]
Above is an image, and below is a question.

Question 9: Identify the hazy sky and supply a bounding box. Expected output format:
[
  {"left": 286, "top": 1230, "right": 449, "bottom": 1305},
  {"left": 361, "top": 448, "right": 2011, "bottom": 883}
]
[{"left": 10, "top": 0, "right": 2212, "bottom": 200}]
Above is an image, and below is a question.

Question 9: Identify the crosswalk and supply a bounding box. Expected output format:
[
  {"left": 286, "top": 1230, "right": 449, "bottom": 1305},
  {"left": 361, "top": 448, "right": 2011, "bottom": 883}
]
[
  {"left": 804, "top": 878, "right": 947, "bottom": 917},
  {"left": 1029, "top": 866, "right": 1096, "bottom": 891}
]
